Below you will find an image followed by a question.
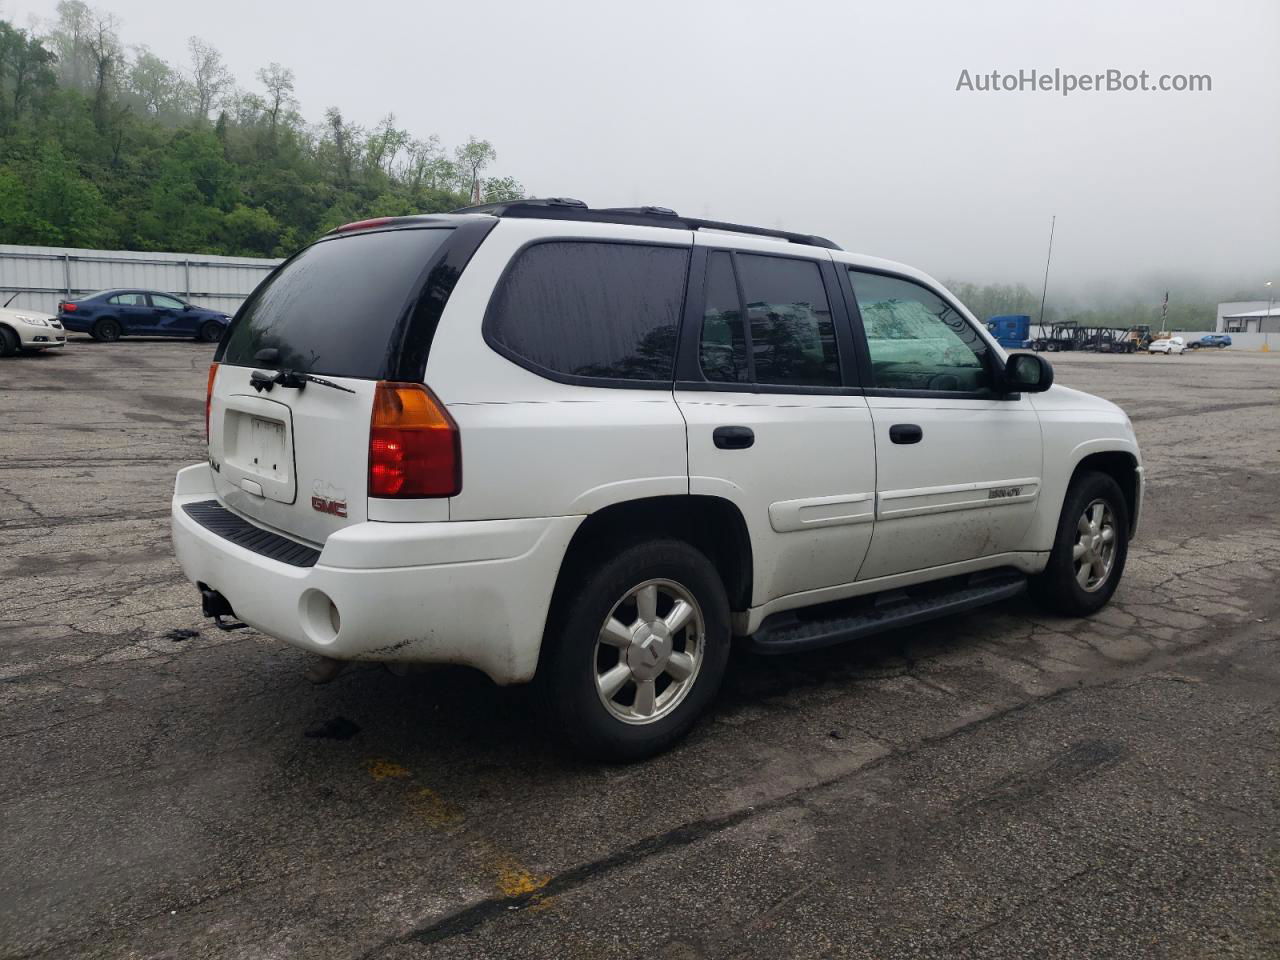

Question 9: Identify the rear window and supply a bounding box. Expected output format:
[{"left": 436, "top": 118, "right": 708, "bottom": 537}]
[
  {"left": 220, "top": 228, "right": 452, "bottom": 379},
  {"left": 485, "top": 241, "right": 689, "bottom": 383}
]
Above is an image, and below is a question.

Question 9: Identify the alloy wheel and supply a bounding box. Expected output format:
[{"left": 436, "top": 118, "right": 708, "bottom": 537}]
[
  {"left": 594, "top": 579, "right": 705, "bottom": 725},
  {"left": 1073, "top": 499, "right": 1117, "bottom": 592}
]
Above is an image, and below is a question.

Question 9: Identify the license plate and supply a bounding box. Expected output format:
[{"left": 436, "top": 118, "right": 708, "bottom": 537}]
[{"left": 246, "top": 417, "right": 287, "bottom": 477}]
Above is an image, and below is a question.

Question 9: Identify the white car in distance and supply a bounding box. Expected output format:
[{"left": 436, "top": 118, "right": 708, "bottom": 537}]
[{"left": 1148, "top": 336, "right": 1186, "bottom": 355}]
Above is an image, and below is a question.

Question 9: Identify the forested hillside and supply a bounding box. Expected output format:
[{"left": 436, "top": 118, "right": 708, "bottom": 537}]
[
  {"left": 0, "top": 2, "right": 523, "bottom": 257},
  {"left": 943, "top": 280, "right": 1224, "bottom": 332}
]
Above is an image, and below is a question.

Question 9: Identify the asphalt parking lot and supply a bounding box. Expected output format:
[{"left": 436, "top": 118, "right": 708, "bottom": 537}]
[{"left": 2, "top": 340, "right": 1278, "bottom": 959}]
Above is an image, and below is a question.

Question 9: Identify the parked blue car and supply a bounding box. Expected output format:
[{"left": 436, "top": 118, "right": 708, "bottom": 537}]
[
  {"left": 1188, "top": 334, "right": 1232, "bottom": 349},
  {"left": 58, "top": 290, "right": 231, "bottom": 343}
]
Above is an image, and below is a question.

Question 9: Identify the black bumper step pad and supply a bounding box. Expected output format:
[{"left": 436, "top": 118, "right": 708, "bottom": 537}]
[{"left": 182, "top": 500, "right": 321, "bottom": 568}]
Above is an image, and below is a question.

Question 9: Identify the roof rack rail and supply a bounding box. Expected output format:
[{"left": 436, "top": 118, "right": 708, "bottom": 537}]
[
  {"left": 452, "top": 197, "right": 588, "bottom": 216},
  {"left": 449, "top": 199, "right": 841, "bottom": 250}
]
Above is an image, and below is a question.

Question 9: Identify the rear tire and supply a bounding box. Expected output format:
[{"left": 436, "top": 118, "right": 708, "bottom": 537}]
[
  {"left": 1030, "top": 471, "right": 1129, "bottom": 616},
  {"left": 0, "top": 326, "right": 18, "bottom": 357},
  {"left": 198, "top": 320, "right": 222, "bottom": 343},
  {"left": 92, "top": 318, "right": 121, "bottom": 342},
  {"left": 539, "top": 539, "right": 731, "bottom": 761}
]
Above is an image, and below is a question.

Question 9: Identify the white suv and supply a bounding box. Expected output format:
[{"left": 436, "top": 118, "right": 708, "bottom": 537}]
[{"left": 171, "top": 199, "right": 1143, "bottom": 759}]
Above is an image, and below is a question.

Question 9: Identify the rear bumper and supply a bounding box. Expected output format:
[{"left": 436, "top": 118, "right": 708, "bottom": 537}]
[{"left": 170, "top": 463, "right": 580, "bottom": 684}]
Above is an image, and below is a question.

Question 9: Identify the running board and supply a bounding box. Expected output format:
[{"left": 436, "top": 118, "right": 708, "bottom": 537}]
[{"left": 748, "top": 568, "right": 1026, "bottom": 655}]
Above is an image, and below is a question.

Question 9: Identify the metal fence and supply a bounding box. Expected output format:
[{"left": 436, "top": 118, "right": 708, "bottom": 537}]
[{"left": 0, "top": 244, "right": 282, "bottom": 316}]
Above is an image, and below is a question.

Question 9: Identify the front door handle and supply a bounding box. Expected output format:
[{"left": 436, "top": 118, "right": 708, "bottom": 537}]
[
  {"left": 889, "top": 423, "right": 923, "bottom": 444},
  {"left": 713, "top": 426, "right": 755, "bottom": 450}
]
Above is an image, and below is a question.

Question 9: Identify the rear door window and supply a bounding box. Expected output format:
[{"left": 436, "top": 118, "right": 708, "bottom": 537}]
[
  {"left": 108, "top": 293, "right": 146, "bottom": 306},
  {"left": 220, "top": 228, "right": 453, "bottom": 379},
  {"left": 696, "top": 252, "right": 840, "bottom": 387},
  {"left": 700, "top": 252, "right": 748, "bottom": 383},
  {"left": 485, "top": 241, "right": 689, "bottom": 383}
]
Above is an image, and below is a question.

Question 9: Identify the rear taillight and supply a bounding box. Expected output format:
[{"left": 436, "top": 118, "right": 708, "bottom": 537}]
[
  {"left": 368, "top": 382, "right": 460, "bottom": 498},
  {"left": 61, "top": 302, "right": 76, "bottom": 311},
  {"left": 205, "top": 362, "right": 219, "bottom": 442}
]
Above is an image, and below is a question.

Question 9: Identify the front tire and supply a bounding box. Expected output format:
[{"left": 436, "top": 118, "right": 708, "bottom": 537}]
[
  {"left": 1030, "top": 471, "right": 1129, "bottom": 616},
  {"left": 198, "top": 320, "right": 222, "bottom": 343},
  {"left": 540, "top": 539, "right": 731, "bottom": 761},
  {"left": 92, "top": 318, "right": 121, "bottom": 342},
  {"left": 0, "top": 326, "right": 18, "bottom": 357}
]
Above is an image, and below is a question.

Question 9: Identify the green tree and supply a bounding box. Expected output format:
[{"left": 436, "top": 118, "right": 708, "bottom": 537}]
[
  {"left": 127, "top": 46, "right": 177, "bottom": 116},
  {"left": 0, "top": 22, "right": 57, "bottom": 130},
  {"left": 0, "top": 10, "right": 525, "bottom": 258},
  {"left": 186, "top": 36, "right": 231, "bottom": 120},
  {"left": 454, "top": 136, "right": 496, "bottom": 199}
]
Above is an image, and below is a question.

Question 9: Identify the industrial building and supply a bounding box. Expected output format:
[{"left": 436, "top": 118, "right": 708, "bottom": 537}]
[{"left": 1217, "top": 300, "right": 1280, "bottom": 334}]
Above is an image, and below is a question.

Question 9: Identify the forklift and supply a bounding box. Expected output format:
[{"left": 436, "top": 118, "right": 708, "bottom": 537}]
[{"left": 1123, "top": 325, "right": 1154, "bottom": 351}]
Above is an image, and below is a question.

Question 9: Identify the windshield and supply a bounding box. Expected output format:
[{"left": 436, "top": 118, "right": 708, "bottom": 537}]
[{"left": 219, "top": 227, "right": 453, "bottom": 379}]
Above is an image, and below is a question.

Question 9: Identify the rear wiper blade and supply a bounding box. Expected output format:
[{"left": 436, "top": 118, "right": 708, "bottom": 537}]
[
  {"left": 295, "top": 372, "right": 355, "bottom": 393},
  {"left": 250, "top": 369, "right": 355, "bottom": 394}
]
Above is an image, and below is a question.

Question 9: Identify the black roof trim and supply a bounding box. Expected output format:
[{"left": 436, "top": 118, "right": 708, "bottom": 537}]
[{"left": 450, "top": 199, "right": 841, "bottom": 250}]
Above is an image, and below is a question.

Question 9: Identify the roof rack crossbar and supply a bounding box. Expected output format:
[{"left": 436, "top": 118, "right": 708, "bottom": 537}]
[{"left": 449, "top": 199, "right": 841, "bottom": 250}]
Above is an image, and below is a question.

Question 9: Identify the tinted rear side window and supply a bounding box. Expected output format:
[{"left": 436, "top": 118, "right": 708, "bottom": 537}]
[
  {"left": 221, "top": 228, "right": 452, "bottom": 378},
  {"left": 696, "top": 252, "right": 840, "bottom": 387},
  {"left": 740, "top": 255, "right": 839, "bottom": 387},
  {"left": 700, "top": 252, "right": 748, "bottom": 383},
  {"left": 486, "top": 241, "right": 690, "bottom": 383}
]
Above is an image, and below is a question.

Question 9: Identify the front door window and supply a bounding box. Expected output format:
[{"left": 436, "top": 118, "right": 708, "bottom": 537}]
[{"left": 848, "top": 270, "right": 991, "bottom": 393}]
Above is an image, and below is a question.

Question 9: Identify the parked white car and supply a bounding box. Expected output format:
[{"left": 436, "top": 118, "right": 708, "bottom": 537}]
[
  {"left": 172, "top": 200, "right": 1144, "bottom": 759},
  {"left": 0, "top": 303, "right": 67, "bottom": 356},
  {"left": 1148, "top": 336, "right": 1186, "bottom": 355}
]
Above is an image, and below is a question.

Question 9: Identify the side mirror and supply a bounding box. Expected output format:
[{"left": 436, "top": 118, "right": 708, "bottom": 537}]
[
  {"left": 182, "top": 303, "right": 194, "bottom": 311},
  {"left": 1003, "top": 352, "right": 1054, "bottom": 393}
]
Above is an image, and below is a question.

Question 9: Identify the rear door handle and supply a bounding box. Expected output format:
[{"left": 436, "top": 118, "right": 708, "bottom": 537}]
[
  {"left": 713, "top": 426, "right": 755, "bottom": 450},
  {"left": 889, "top": 423, "right": 923, "bottom": 444}
]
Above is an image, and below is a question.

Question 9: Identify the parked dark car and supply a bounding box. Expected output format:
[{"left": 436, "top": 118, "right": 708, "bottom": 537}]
[
  {"left": 1187, "top": 334, "right": 1232, "bottom": 349},
  {"left": 57, "top": 290, "right": 231, "bottom": 342}
]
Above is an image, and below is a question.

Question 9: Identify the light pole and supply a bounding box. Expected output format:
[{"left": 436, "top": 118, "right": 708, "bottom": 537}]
[{"left": 1266, "top": 281, "right": 1274, "bottom": 352}]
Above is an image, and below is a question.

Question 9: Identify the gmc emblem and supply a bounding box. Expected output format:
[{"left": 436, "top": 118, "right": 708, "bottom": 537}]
[{"left": 311, "top": 495, "right": 348, "bottom": 518}]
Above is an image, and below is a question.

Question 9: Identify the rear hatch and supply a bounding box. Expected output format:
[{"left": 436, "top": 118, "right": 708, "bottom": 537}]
[{"left": 208, "top": 223, "right": 476, "bottom": 544}]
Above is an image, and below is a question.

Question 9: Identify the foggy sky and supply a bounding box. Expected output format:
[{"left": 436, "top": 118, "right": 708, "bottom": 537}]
[{"left": 8, "top": 0, "right": 1279, "bottom": 299}]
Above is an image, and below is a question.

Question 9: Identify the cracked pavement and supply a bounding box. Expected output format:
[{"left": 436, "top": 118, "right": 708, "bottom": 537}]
[{"left": 1, "top": 341, "right": 1278, "bottom": 959}]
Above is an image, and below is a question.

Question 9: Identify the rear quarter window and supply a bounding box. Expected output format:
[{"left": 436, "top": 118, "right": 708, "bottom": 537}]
[
  {"left": 220, "top": 228, "right": 453, "bottom": 379},
  {"left": 485, "top": 241, "right": 690, "bottom": 384}
]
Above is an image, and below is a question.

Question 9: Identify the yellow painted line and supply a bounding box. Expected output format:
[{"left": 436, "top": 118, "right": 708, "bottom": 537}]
[
  {"left": 494, "top": 856, "right": 551, "bottom": 897},
  {"left": 367, "top": 759, "right": 411, "bottom": 781},
  {"left": 364, "top": 758, "right": 551, "bottom": 901}
]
